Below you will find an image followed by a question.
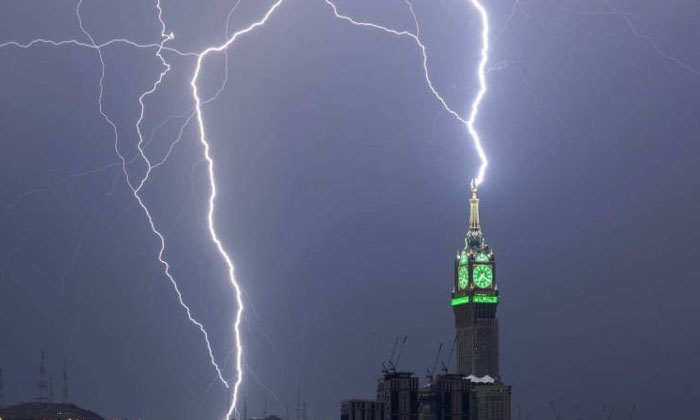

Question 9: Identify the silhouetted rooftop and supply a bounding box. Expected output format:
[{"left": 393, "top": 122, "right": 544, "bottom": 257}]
[{"left": 0, "top": 402, "right": 105, "bottom": 420}]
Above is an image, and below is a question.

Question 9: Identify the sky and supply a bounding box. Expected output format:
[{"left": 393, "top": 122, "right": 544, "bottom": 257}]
[{"left": 1, "top": 0, "right": 699, "bottom": 419}]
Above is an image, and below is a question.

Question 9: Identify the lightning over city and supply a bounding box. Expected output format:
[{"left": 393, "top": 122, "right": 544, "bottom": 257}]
[{"left": 1, "top": 1, "right": 699, "bottom": 420}]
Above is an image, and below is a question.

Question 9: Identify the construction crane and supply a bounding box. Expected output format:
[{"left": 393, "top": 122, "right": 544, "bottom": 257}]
[
  {"left": 441, "top": 336, "right": 457, "bottom": 374},
  {"left": 382, "top": 335, "right": 408, "bottom": 373},
  {"left": 426, "top": 343, "right": 444, "bottom": 380},
  {"left": 392, "top": 336, "right": 408, "bottom": 372}
]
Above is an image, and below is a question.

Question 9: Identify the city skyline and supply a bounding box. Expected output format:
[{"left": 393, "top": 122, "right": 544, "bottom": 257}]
[{"left": 1, "top": 0, "right": 699, "bottom": 419}]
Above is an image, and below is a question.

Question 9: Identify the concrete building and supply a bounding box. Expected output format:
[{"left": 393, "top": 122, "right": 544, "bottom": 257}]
[
  {"left": 341, "top": 399, "right": 385, "bottom": 420},
  {"left": 376, "top": 372, "right": 419, "bottom": 420}
]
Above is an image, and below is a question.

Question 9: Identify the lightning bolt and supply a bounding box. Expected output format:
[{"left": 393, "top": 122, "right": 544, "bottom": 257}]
[
  {"left": 1, "top": 0, "right": 287, "bottom": 417},
  {"left": 324, "top": 0, "right": 491, "bottom": 186},
  {"left": 190, "top": 2, "right": 286, "bottom": 417},
  {"left": 601, "top": 0, "right": 699, "bottom": 75},
  {"left": 74, "top": 0, "right": 233, "bottom": 394}
]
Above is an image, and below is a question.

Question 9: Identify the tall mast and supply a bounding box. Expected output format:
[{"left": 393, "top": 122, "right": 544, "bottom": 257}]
[
  {"left": 62, "top": 359, "right": 69, "bottom": 403},
  {"left": 38, "top": 350, "right": 48, "bottom": 402}
]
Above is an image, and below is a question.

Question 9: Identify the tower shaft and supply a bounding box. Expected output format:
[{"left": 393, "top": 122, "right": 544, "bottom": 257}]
[{"left": 454, "top": 304, "right": 500, "bottom": 377}]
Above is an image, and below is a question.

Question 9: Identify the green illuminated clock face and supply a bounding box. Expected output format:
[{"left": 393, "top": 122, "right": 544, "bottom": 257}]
[
  {"left": 475, "top": 252, "right": 490, "bottom": 263},
  {"left": 473, "top": 265, "right": 493, "bottom": 288},
  {"left": 458, "top": 265, "right": 468, "bottom": 290}
]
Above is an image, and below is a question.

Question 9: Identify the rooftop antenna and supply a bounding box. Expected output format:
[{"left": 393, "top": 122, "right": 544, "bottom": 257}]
[
  {"left": 1, "top": 367, "right": 4, "bottom": 408},
  {"left": 393, "top": 336, "right": 408, "bottom": 371},
  {"left": 62, "top": 359, "right": 69, "bottom": 403},
  {"left": 426, "top": 343, "right": 444, "bottom": 380},
  {"left": 441, "top": 336, "right": 457, "bottom": 374},
  {"left": 302, "top": 401, "right": 306, "bottom": 420},
  {"left": 296, "top": 386, "right": 301, "bottom": 420},
  {"left": 49, "top": 376, "right": 54, "bottom": 403},
  {"left": 244, "top": 398, "right": 248, "bottom": 420},
  {"left": 38, "top": 350, "right": 49, "bottom": 402},
  {"left": 286, "top": 405, "right": 290, "bottom": 420},
  {"left": 263, "top": 392, "right": 268, "bottom": 418}
]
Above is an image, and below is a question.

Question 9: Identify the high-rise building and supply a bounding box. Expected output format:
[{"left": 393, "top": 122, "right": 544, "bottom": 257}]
[
  {"left": 376, "top": 371, "right": 419, "bottom": 420},
  {"left": 340, "top": 183, "right": 511, "bottom": 420},
  {"left": 451, "top": 183, "right": 500, "bottom": 379},
  {"left": 448, "top": 183, "right": 511, "bottom": 420},
  {"left": 341, "top": 399, "right": 385, "bottom": 420}
]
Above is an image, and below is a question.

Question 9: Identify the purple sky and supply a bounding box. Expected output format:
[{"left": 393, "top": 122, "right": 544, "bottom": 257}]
[{"left": 1, "top": 0, "right": 699, "bottom": 419}]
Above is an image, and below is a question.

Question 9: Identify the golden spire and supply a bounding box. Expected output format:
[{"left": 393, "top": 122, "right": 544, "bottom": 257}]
[
  {"left": 469, "top": 179, "right": 480, "bottom": 232},
  {"left": 466, "top": 179, "right": 485, "bottom": 249}
]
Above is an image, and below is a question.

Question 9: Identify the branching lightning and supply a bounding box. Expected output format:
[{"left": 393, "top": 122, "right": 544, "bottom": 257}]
[
  {"left": 324, "top": 0, "right": 491, "bottom": 186},
  {"left": 0, "top": 0, "right": 287, "bottom": 418},
  {"left": 601, "top": 0, "right": 699, "bottom": 75},
  {"left": 6, "top": 0, "right": 494, "bottom": 418},
  {"left": 74, "top": 0, "right": 233, "bottom": 393}
]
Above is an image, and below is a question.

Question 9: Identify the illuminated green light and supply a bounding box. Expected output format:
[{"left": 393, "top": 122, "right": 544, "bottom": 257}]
[
  {"left": 460, "top": 250, "right": 468, "bottom": 264},
  {"left": 451, "top": 296, "right": 470, "bottom": 306},
  {"left": 475, "top": 252, "right": 490, "bottom": 262},
  {"left": 458, "top": 266, "right": 468, "bottom": 290},
  {"left": 473, "top": 295, "right": 498, "bottom": 304},
  {"left": 473, "top": 264, "right": 493, "bottom": 288}
]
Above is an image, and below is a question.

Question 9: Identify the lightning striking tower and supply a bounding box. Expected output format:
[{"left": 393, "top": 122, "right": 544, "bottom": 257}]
[
  {"left": 3, "top": 1, "right": 493, "bottom": 419},
  {"left": 324, "top": 0, "right": 492, "bottom": 187}
]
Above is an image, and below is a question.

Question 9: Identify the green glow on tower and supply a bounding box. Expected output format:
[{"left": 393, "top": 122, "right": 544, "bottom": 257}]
[
  {"left": 473, "top": 295, "right": 498, "bottom": 304},
  {"left": 460, "top": 250, "right": 468, "bottom": 264},
  {"left": 451, "top": 296, "right": 470, "bottom": 306},
  {"left": 475, "top": 252, "right": 490, "bottom": 262},
  {"left": 458, "top": 266, "right": 468, "bottom": 290}
]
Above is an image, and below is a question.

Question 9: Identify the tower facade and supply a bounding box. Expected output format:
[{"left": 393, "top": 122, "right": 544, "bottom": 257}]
[{"left": 451, "top": 183, "right": 500, "bottom": 379}]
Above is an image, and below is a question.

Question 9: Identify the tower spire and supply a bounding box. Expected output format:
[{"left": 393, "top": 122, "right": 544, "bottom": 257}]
[
  {"left": 466, "top": 180, "right": 486, "bottom": 249},
  {"left": 469, "top": 179, "right": 480, "bottom": 231}
]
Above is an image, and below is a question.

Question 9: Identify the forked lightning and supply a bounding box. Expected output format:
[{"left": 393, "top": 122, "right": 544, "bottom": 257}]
[{"left": 323, "top": 0, "right": 491, "bottom": 186}]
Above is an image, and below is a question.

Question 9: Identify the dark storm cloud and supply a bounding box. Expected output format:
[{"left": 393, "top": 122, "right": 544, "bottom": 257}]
[{"left": 0, "top": 0, "right": 698, "bottom": 419}]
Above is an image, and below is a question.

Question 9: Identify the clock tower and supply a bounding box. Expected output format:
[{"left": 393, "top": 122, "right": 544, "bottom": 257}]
[{"left": 452, "top": 181, "right": 500, "bottom": 378}]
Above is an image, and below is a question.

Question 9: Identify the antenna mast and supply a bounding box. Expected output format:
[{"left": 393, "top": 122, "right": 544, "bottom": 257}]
[
  {"left": 37, "top": 350, "right": 48, "bottom": 402},
  {"left": 62, "top": 359, "right": 69, "bottom": 403}
]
